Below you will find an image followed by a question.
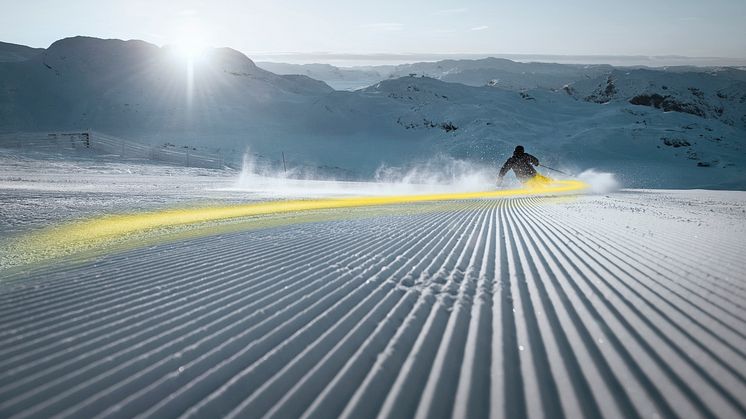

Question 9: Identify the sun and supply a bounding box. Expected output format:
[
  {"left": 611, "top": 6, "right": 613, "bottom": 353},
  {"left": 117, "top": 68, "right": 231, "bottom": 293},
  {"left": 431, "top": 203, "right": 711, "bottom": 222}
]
[
  {"left": 175, "top": 35, "right": 207, "bottom": 61},
  {"left": 169, "top": 19, "right": 209, "bottom": 61}
]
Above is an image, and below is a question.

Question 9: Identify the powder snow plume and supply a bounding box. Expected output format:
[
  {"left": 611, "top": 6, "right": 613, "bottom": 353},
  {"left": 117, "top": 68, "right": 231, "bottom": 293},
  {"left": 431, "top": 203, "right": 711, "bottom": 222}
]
[
  {"left": 577, "top": 169, "right": 620, "bottom": 194},
  {"left": 232, "top": 152, "right": 498, "bottom": 197}
]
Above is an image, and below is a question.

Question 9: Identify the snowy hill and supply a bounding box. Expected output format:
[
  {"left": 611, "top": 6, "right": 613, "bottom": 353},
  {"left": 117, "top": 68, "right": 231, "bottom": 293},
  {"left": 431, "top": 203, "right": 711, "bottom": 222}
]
[
  {"left": 257, "top": 58, "right": 614, "bottom": 91},
  {"left": 1, "top": 37, "right": 746, "bottom": 189},
  {"left": 0, "top": 41, "right": 43, "bottom": 62},
  {"left": 378, "top": 57, "right": 614, "bottom": 90},
  {"left": 0, "top": 37, "right": 333, "bottom": 141},
  {"left": 346, "top": 76, "right": 746, "bottom": 188},
  {"left": 565, "top": 69, "right": 746, "bottom": 128},
  {"left": 256, "top": 62, "right": 384, "bottom": 90}
]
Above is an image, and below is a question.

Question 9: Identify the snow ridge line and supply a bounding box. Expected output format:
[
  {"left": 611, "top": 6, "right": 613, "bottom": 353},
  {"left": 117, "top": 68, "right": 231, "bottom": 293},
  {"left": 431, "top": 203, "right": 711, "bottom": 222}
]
[
  {"left": 1, "top": 196, "right": 744, "bottom": 418},
  {"left": 507, "top": 201, "right": 639, "bottom": 418},
  {"left": 30, "top": 205, "right": 482, "bottom": 418},
  {"left": 0, "top": 228, "right": 327, "bottom": 311},
  {"left": 539, "top": 199, "right": 746, "bottom": 304},
  {"left": 164, "top": 205, "right": 484, "bottom": 419},
  {"left": 0, "top": 222, "right": 410, "bottom": 398},
  {"left": 0, "top": 230, "right": 364, "bottom": 362},
  {"left": 221, "top": 206, "right": 490, "bottom": 419},
  {"left": 532, "top": 199, "right": 746, "bottom": 341},
  {"left": 0, "top": 233, "right": 336, "bottom": 340},
  {"left": 2, "top": 207, "right": 471, "bottom": 417},
  {"left": 518, "top": 198, "right": 746, "bottom": 418}
]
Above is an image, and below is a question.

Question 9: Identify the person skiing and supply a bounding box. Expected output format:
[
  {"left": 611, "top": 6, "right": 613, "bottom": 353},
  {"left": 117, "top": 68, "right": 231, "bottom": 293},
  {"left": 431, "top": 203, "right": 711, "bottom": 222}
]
[{"left": 497, "top": 145, "right": 551, "bottom": 187}]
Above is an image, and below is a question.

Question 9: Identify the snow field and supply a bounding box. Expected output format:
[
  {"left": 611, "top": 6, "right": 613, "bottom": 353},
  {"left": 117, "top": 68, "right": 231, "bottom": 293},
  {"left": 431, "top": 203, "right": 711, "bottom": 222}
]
[{"left": 0, "top": 193, "right": 744, "bottom": 418}]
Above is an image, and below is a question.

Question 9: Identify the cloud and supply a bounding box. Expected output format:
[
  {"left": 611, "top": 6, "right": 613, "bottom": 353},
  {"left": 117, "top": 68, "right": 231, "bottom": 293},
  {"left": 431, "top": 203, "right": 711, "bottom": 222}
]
[
  {"left": 361, "top": 23, "right": 404, "bottom": 31},
  {"left": 433, "top": 8, "right": 468, "bottom": 15},
  {"left": 470, "top": 25, "right": 489, "bottom": 31},
  {"left": 431, "top": 29, "right": 458, "bottom": 34}
]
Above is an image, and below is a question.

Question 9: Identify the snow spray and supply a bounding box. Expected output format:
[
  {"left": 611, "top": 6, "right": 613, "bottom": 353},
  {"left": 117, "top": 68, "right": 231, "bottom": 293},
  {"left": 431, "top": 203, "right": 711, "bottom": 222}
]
[{"left": 577, "top": 170, "right": 620, "bottom": 194}]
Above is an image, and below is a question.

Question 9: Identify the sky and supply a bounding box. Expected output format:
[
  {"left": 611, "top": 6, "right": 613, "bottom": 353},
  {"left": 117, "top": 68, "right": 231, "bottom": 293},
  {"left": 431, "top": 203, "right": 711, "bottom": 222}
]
[{"left": 1, "top": 0, "right": 745, "bottom": 64}]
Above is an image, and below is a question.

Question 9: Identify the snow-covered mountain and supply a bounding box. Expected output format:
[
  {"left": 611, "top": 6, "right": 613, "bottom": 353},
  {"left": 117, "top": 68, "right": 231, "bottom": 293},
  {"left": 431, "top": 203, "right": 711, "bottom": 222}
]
[
  {"left": 258, "top": 56, "right": 746, "bottom": 92},
  {"left": 257, "top": 58, "right": 614, "bottom": 91},
  {"left": 0, "top": 41, "right": 43, "bottom": 62},
  {"left": 256, "top": 62, "right": 384, "bottom": 90},
  {"left": 565, "top": 68, "right": 746, "bottom": 128},
  {"left": 376, "top": 58, "right": 614, "bottom": 90},
  {"left": 1, "top": 37, "right": 745, "bottom": 189},
  {"left": 345, "top": 75, "right": 746, "bottom": 188},
  {"left": 0, "top": 37, "right": 333, "bottom": 141}
]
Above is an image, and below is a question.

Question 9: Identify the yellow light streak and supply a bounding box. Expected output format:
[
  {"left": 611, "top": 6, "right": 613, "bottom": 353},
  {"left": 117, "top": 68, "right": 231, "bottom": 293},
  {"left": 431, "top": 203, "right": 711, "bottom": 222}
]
[{"left": 5, "top": 179, "right": 587, "bottom": 269}]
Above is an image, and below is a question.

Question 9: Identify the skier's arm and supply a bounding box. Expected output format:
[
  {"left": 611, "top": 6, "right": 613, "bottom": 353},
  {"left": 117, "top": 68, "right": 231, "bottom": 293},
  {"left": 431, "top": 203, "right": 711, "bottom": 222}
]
[
  {"left": 527, "top": 154, "right": 539, "bottom": 166},
  {"left": 498, "top": 158, "right": 513, "bottom": 178}
]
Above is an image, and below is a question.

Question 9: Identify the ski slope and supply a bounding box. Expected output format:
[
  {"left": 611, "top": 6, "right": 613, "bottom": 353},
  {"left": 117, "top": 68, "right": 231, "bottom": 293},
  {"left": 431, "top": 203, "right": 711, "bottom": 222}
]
[{"left": 1, "top": 191, "right": 745, "bottom": 419}]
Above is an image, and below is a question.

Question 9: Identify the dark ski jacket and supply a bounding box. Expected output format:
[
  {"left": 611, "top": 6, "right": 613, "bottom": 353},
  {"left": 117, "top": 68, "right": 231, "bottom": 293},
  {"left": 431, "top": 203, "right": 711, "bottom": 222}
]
[{"left": 499, "top": 153, "right": 539, "bottom": 180}]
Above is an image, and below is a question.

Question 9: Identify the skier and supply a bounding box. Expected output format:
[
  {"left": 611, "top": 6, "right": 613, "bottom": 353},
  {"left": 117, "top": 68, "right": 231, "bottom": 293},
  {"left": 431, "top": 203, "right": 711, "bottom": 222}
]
[{"left": 496, "top": 145, "right": 551, "bottom": 187}]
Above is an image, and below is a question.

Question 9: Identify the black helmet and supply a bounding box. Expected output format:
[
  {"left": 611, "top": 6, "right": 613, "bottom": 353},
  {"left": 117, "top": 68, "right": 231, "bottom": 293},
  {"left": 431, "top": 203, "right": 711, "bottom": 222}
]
[{"left": 514, "top": 145, "right": 524, "bottom": 155}]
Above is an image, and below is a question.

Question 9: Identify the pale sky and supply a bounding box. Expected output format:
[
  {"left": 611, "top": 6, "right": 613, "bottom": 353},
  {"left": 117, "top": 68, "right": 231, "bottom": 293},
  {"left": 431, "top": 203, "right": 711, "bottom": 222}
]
[{"left": 1, "top": 0, "right": 745, "bottom": 61}]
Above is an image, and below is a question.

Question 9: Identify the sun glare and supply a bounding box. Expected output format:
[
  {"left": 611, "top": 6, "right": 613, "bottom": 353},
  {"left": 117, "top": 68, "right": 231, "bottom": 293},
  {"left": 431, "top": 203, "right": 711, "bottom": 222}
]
[
  {"left": 169, "top": 19, "right": 210, "bottom": 61},
  {"left": 166, "top": 16, "right": 212, "bottom": 108},
  {"left": 175, "top": 36, "right": 207, "bottom": 61}
]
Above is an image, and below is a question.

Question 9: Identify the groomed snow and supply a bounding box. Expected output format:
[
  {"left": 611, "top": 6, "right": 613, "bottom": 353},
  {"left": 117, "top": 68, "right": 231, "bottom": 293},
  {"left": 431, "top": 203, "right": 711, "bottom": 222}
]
[{"left": 1, "top": 156, "right": 745, "bottom": 418}]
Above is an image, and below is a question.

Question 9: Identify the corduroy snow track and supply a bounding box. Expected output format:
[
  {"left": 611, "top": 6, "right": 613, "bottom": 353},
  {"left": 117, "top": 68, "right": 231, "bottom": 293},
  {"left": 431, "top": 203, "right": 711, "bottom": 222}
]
[{"left": 1, "top": 194, "right": 745, "bottom": 419}]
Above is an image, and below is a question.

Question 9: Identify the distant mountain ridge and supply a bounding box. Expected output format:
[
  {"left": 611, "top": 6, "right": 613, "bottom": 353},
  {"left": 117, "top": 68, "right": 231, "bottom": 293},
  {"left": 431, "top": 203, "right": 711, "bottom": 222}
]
[
  {"left": 258, "top": 58, "right": 615, "bottom": 91},
  {"left": 257, "top": 57, "right": 746, "bottom": 94}
]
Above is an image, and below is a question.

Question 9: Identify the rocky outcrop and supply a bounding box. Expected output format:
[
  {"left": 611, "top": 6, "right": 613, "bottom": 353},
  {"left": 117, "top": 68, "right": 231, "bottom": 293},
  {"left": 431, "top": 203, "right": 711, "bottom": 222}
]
[
  {"left": 630, "top": 94, "right": 706, "bottom": 117},
  {"left": 584, "top": 76, "right": 617, "bottom": 104},
  {"left": 396, "top": 117, "right": 458, "bottom": 132}
]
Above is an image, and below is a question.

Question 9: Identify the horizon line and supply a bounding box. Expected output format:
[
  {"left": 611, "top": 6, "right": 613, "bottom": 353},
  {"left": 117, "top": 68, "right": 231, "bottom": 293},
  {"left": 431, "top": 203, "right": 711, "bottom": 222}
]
[{"left": 4, "top": 36, "right": 746, "bottom": 67}]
